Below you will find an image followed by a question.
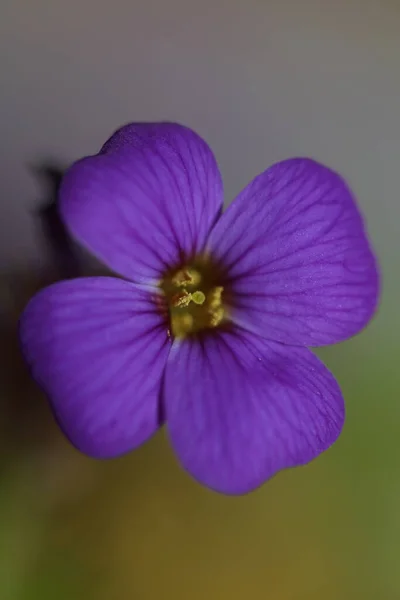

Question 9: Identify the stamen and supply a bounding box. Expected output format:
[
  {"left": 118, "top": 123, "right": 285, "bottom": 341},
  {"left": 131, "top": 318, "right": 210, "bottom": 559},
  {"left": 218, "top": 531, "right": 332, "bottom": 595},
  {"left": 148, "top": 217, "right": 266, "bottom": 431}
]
[
  {"left": 209, "top": 307, "right": 224, "bottom": 327},
  {"left": 171, "top": 268, "right": 201, "bottom": 288},
  {"left": 208, "top": 286, "right": 224, "bottom": 309},
  {"left": 171, "top": 290, "right": 192, "bottom": 307},
  {"left": 160, "top": 261, "right": 227, "bottom": 338},
  {"left": 171, "top": 289, "right": 206, "bottom": 308}
]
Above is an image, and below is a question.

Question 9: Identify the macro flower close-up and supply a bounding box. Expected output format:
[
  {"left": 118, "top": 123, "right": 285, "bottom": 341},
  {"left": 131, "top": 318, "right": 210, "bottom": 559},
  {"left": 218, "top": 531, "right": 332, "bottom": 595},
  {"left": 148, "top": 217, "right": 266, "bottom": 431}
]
[{"left": 19, "top": 122, "right": 379, "bottom": 494}]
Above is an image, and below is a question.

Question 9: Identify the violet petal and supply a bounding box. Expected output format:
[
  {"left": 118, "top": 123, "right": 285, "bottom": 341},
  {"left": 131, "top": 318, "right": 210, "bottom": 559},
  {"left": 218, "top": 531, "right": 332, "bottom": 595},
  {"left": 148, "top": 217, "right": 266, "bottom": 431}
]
[
  {"left": 165, "top": 327, "right": 344, "bottom": 494},
  {"left": 208, "top": 159, "right": 379, "bottom": 346},
  {"left": 59, "top": 123, "right": 223, "bottom": 283},
  {"left": 19, "top": 277, "right": 170, "bottom": 457}
]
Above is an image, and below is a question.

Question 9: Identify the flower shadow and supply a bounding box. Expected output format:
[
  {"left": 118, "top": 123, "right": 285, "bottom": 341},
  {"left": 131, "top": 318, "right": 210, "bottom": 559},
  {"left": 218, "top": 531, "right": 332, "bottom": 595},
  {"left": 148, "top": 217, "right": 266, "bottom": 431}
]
[{"left": 0, "top": 161, "right": 111, "bottom": 474}]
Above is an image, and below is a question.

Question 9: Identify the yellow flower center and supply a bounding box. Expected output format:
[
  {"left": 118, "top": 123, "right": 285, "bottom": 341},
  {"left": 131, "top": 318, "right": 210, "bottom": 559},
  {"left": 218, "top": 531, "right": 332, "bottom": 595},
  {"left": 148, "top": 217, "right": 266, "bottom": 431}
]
[{"left": 160, "top": 260, "right": 227, "bottom": 338}]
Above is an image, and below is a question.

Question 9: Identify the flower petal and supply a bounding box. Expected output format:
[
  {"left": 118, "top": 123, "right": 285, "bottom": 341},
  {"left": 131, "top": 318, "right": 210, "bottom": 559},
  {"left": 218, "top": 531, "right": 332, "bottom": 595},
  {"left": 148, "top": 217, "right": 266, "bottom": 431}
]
[
  {"left": 59, "top": 123, "right": 223, "bottom": 283},
  {"left": 165, "top": 328, "right": 344, "bottom": 494},
  {"left": 208, "top": 159, "right": 379, "bottom": 346},
  {"left": 19, "top": 277, "right": 170, "bottom": 457}
]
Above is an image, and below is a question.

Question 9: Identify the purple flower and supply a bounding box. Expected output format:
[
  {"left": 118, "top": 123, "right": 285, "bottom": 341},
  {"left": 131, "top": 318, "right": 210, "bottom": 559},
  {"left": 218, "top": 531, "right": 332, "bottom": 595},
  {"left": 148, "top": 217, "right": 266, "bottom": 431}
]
[{"left": 19, "top": 123, "right": 379, "bottom": 494}]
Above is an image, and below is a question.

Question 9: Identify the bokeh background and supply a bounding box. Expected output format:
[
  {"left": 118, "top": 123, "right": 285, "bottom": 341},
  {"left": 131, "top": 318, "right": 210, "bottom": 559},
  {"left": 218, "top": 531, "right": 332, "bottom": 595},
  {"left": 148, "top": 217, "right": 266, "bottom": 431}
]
[{"left": 0, "top": 0, "right": 398, "bottom": 598}]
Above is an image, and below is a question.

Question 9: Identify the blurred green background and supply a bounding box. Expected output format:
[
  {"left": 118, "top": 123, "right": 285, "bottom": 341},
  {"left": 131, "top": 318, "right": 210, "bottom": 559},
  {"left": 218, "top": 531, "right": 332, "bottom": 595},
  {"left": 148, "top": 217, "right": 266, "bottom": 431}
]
[{"left": 0, "top": 0, "right": 398, "bottom": 598}]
